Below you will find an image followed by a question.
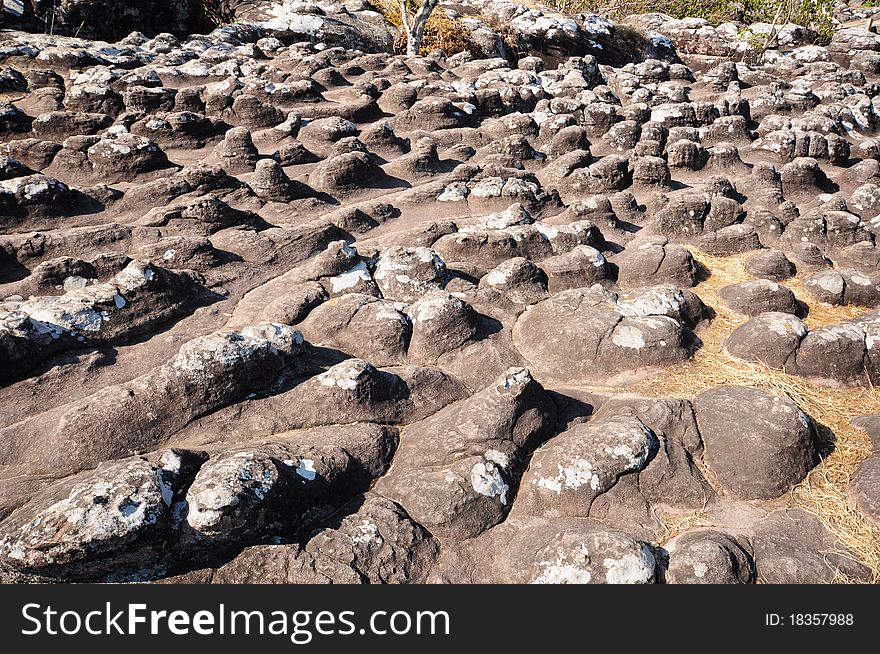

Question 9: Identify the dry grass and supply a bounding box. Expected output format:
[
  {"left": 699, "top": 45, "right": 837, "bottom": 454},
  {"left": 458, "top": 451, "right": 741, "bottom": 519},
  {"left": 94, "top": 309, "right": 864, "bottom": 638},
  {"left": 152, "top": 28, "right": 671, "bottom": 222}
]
[
  {"left": 0, "top": 93, "right": 26, "bottom": 104},
  {"left": 632, "top": 247, "right": 880, "bottom": 583},
  {"left": 374, "top": 1, "right": 477, "bottom": 56}
]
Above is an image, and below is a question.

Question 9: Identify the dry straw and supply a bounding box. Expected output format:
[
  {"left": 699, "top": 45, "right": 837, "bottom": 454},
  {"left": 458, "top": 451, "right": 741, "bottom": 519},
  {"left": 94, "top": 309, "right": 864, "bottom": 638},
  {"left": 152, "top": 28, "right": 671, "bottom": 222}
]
[{"left": 631, "top": 247, "right": 880, "bottom": 583}]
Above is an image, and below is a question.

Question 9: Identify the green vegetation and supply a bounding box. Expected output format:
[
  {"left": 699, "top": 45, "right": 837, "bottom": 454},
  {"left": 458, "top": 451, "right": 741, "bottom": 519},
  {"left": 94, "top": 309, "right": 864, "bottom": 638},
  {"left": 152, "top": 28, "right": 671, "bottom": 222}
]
[{"left": 543, "top": 0, "right": 837, "bottom": 44}]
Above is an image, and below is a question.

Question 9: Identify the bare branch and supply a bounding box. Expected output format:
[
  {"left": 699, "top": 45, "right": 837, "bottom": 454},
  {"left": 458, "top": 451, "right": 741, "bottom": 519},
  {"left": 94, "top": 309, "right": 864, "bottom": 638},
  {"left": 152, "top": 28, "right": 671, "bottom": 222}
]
[
  {"left": 404, "top": 0, "right": 439, "bottom": 56},
  {"left": 399, "top": 1, "right": 411, "bottom": 35},
  {"left": 413, "top": 0, "right": 438, "bottom": 26}
]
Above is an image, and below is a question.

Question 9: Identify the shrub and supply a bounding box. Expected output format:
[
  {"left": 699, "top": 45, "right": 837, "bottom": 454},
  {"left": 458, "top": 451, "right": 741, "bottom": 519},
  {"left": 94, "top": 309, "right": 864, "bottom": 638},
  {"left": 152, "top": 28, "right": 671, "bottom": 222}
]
[
  {"left": 190, "top": 0, "right": 236, "bottom": 31},
  {"left": 374, "top": 0, "right": 479, "bottom": 55},
  {"left": 542, "top": 0, "right": 837, "bottom": 44}
]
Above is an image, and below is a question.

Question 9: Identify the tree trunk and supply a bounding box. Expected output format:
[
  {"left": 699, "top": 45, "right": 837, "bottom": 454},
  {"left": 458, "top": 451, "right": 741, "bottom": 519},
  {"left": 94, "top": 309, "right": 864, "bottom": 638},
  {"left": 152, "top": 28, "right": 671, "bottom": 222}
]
[{"left": 401, "top": 0, "right": 438, "bottom": 56}]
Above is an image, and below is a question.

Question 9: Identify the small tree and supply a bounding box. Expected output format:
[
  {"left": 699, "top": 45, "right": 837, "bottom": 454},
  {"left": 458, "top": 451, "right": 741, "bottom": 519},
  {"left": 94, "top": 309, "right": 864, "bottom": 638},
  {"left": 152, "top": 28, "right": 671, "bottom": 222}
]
[{"left": 399, "top": 0, "right": 439, "bottom": 56}]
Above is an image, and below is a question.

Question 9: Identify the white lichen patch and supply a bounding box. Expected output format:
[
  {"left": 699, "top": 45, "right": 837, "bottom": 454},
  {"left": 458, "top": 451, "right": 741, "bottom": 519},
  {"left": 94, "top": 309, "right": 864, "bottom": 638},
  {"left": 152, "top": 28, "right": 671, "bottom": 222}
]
[
  {"left": 603, "top": 546, "right": 656, "bottom": 584},
  {"left": 7, "top": 263, "right": 164, "bottom": 339},
  {"left": 486, "top": 268, "right": 511, "bottom": 287},
  {"left": 810, "top": 272, "right": 845, "bottom": 296},
  {"left": 329, "top": 261, "right": 371, "bottom": 293},
  {"left": 241, "top": 322, "right": 303, "bottom": 357},
  {"left": 616, "top": 286, "right": 686, "bottom": 319},
  {"left": 24, "top": 302, "right": 105, "bottom": 336},
  {"left": 612, "top": 325, "right": 646, "bottom": 349},
  {"left": 7, "top": 461, "right": 166, "bottom": 558},
  {"left": 113, "top": 261, "right": 156, "bottom": 291},
  {"left": 171, "top": 332, "right": 267, "bottom": 377},
  {"left": 482, "top": 203, "right": 533, "bottom": 230},
  {"left": 484, "top": 449, "right": 510, "bottom": 468},
  {"left": 23, "top": 180, "right": 52, "bottom": 199},
  {"left": 767, "top": 314, "right": 808, "bottom": 338},
  {"left": 586, "top": 249, "right": 606, "bottom": 267},
  {"left": 316, "top": 362, "right": 366, "bottom": 390},
  {"left": 536, "top": 459, "right": 601, "bottom": 494},
  {"left": 501, "top": 367, "right": 531, "bottom": 390},
  {"left": 865, "top": 322, "right": 880, "bottom": 351},
  {"left": 531, "top": 544, "right": 593, "bottom": 584},
  {"left": 849, "top": 272, "right": 873, "bottom": 287},
  {"left": 159, "top": 451, "right": 182, "bottom": 473},
  {"left": 604, "top": 425, "right": 653, "bottom": 469},
  {"left": 409, "top": 292, "right": 462, "bottom": 323},
  {"left": 533, "top": 222, "right": 559, "bottom": 240},
  {"left": 295, "top": 458, "right": 317, "bottom": 481},
  {"left": 351, "top": 520, "right": 383, "bottom": 547},
  {"left": 185, "top": 496, "right": 227, "bottom": 531},
  {"left": 471, "top": 461, "right": 509, "bottom": 504},
  {"left": 156, "top": 470, "right": 175, "bottom": 507},
  {"left": 815, "top": 323, "right": 865, "bottom": 343},
  {"left": 437, "top": 182, "right": 469, "bottom": 202},
  {"left": 373, "top": 303, "right": 409, "bottom": 325},
  {"left": 261, "top": 2, "right": 326, "bottom": 33}
]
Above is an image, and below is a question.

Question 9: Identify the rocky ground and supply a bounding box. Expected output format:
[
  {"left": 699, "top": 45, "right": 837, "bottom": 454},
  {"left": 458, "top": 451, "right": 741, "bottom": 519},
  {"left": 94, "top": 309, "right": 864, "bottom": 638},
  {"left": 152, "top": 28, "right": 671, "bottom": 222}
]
[{"left": 0, "top": 0, "right": 879, "bottom": 584}]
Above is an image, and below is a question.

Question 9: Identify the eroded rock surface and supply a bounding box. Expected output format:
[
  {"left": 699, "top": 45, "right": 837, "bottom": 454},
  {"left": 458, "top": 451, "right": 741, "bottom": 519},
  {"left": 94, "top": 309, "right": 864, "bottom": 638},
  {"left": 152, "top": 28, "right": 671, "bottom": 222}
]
[{"left": 0, "top": 1, "right": 876, "bottom": 585}]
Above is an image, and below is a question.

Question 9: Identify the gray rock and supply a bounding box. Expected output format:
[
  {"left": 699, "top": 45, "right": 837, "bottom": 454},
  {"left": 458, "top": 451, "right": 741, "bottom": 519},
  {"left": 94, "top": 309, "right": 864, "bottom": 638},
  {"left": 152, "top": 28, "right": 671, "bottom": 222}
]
[
  {"left": 698, "top": 224, "right": 763, "bottom": 255},
  {"left": 540, "top": 245, "right": 610, "bottom": 293},
  {"left": 376, "top": 368, "right": 557, "bottom": 540},
  {"left": 592, "top": 396, "right": 703, "bottom": 455},
  {"left": 262, "top": 282, "right": 329, "bottom": 326},
  {"left": 433, "top": 220, "right": 604, "bottom": 277},
  {"left": 512, "top": 285, "right": 701, "bottom": 385},
  {"left": 0, "top": 260, "right": 206, "bottom": 381},
  {"left": 212, "top": 127, "right": 260, "bottom": 174},
  {"left": 394, "top": 97, "right": 477, "bottom": 133},
  {"left": 717, "top": 280, "right": 800, "bottom": 316},
  {"left": 298, "top": 293, "right": 411, "bottom": 366},
  {"left": 848, "top": 452, "right": 880, "bottom": 530},
  {"left": 373, "top": 246, "right": 447, "bottom": 303},
  {"left": 0, "top": 457, "right": 172, "bottom": 579},
  {"left": 204, "top": 492, "right": 438, "bottom": 584},
  {"left": 852, "top": 415, "right": 880, "bottom": 449},
  {"left": 184, "top": 450, "right": 289, "bottom": 544},
  {"left": 514, "top": 414, "right": 657, "bottom": 518},
  {"left": 514, "top": 400, "right": 713, "bottom": 539},
  {"left": 235, "top": 359, "right": 468, "bottom": 433},
  {"left": 745, "top": 250, "right": 795, "bottom": 281},
  {"left": 693, "top": 386, "right": 819, "bottom": 500},
  {"left": 805, "top": 269, "right": 880, "bottom": 307},
  {"left": 477, "top": 257, "right": 549, "bottom": 305},
  {"left": 250, "top": 159, "right": 303, "bottom": 202},
  {"left": 429, "top": 516, "right": 658, "bottom": 584},
  {"left": 665, "top": 530, "right": 755, "bottom": 584},
  {"left": 298, "top": 493, "right": 439, "bottom": 584},
  {"left": 725, "top": 312, "right": 808, "bottom": 369},
  {"left": 405, "top": 291, "right": 480, "bottom": 363},
  {"left": 230, "top": 2, "right": 397, "bottom": 52},
  {"left": 749, "top": 509, "right": 872, "bottom": 583},
  {"left": 183, "top": 423, "right": 400, "bottom": 547},
  {"left": 792, "top": 323, "right": 869, "bottom": 386},
  {"left": 0, "top": 325, "right": 299, "bottom": 477},
  {"left": 613, "top": 237, "right": 699, "bottom": 289}
]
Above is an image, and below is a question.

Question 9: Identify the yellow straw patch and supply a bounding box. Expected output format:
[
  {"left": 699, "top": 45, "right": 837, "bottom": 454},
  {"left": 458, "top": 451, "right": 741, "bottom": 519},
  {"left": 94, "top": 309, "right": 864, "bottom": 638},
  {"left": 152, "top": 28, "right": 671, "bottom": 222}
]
[{"left": 630, "top": 247, "right": 880, "bottom": 583}]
